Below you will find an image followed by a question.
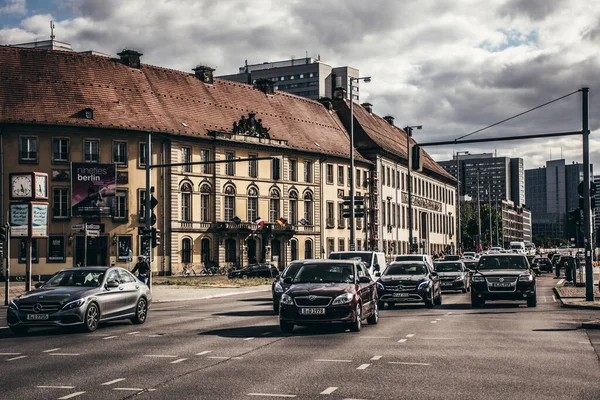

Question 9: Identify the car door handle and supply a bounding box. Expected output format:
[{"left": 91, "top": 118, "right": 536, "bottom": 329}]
[
  {"left": 135, "top": 285, "right": 139, "bottom": 289},
  {"left": 119, "top": 286, "right": 124, "bottom": 290}
]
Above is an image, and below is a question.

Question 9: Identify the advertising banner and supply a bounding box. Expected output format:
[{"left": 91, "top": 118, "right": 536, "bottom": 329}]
[
  {"left": 31, "top": 202, "right": 49, "bottom": 238},
  {"left": 48, "top": 236, "right": 65, "bottom": 262},
  {"left": 10, "top": 203, "right": 29, "bottom": 237},
  {"left": 71, "top": 163, "right": 117, "bottom": 217}
]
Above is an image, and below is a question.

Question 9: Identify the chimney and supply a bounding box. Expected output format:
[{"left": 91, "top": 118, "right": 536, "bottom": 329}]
[
  {"left": 383, "top": 115, "right": 395, "bottom": 125},
  {"left": 193, "top": 65, "right": 215, "bottom": 84},
  {"left": 361, "top": 103, "right": 373, "bottom": 114},
  {"left": 254, "top": 78, "right": 274, "bottom": 95},
  {"left": 319, "top": 97, "right": 333, "bottom": 110},
  {"left": 117, "top": 49, "right": 143, "bottom": 69},
  {"left": 332, "top": 86, "right": 346, "bottom": 100}
]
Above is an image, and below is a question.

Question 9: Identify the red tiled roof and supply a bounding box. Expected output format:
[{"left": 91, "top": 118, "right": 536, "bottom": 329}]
[
  {"left": 336, "top": 100, "right": 455, "bottom": 183},
  {"left": 0, "top": 47, "right": 367, "bottom": 161}
]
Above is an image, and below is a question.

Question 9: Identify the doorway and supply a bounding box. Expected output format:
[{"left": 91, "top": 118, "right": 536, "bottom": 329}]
[
  {"left": 271, "top": 239, "right": 281, "bottom": 268},
  {"left": 75, "top": 236, "right": 108, "bottom": 267},
  {"left": 247, "top": 238, "right": 257, "bottom": 264},
  {"left": 201, "top": 238, "right": 211, "bottom": 263}
]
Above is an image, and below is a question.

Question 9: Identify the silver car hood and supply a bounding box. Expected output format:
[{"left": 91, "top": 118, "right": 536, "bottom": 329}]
[
  {"left": 16, "top": 287, "right": 97, "bottom": 304},
  {"left": 437, "top": 272, "right": 462, "bottom": 277}
]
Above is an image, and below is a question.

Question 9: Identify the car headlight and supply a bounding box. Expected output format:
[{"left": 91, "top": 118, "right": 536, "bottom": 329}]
[
  {"left": 519, "top": 274, "right": 534, "bottom": 282},
  {"left": 274, "top": 282, "right": 284, "bottom": 293},
  {"left": 62, "top": 298, "right": 86, "bottom": 310},
  {"left": 472, "top": 276, "right": 485, "bottom": 283},
  {"left": 280, "top": 293, "right": 294, "bottom": 305},
  {"left": 376, "top": 281, "right": 385, "bottom": 290},
  {"left": 332, "top": 293, "right": 354, "bottom": 305},
  {"left": 417, "top": 281, "right": 431, "bottom": 290},
  {"left": 8, "top": 300, "right": 19, "bottom": 311}
]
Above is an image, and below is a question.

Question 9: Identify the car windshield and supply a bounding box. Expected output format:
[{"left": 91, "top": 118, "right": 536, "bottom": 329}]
[
  {"left": 385, "top": 263, "right": 427, "bottom": 275},
  {"left": 281, "top": 263, "right": 303, "bottom": 279},
  {"left": 444, "top": 256, "right": 460, "bottom": 261},
  {"left": 44, "top": 269, "right": 105, "bottom": 287},
  {"left": 394, "top": 255, "right": 424, "bottom": 262},
  {"left": 435, "top": 263, "right": 462, "bottom": 272},
  {"left": 477, "top": 256, "right": 528, "bottom": 270},
  {"left": 292, "top": 263, "right": 354, "bottom": 284},
  {"left": 329, "top": 252, "right": 371, "bottom": 263}
]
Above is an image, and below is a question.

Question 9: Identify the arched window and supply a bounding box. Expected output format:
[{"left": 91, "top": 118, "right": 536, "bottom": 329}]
[
  {"left": 181, "top": 237, "right": 192, "bottom": 263},
  {"left": 303, "top": 191, "right": 313, "bottom": 225},
  {"left": 201, "top": 237, "right": 211, "bottom": 262},
  {"left": 223, "top": 184, "right": 236, "bottom": 221},
  {"left": 304, "top": 239, "right": 313, "bottom": 259},
  {"left": 288, "top": 190, "right": 298, "bottom": 225},
  {"left": 269, "top": 188, "right": 281, "bottom": 223},
  {"left": 181, "top": 182, "right": 192, "bottom": 222},
  {"left": 247, "top": 186, "right": 258, "bottom": 222},
  {"left": 199, "top": 183, "right": 212, "bottom": 222},
  {"left": 290, "top": 239, "right": 298, "bottom": 261},
  {"left": 225, "top": 238, "right": 236, "bottom": 263}
]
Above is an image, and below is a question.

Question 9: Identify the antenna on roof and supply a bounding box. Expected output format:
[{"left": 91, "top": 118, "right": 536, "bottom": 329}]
[{"left": 50, "top": 20, "right": 55, "bottom": 40}]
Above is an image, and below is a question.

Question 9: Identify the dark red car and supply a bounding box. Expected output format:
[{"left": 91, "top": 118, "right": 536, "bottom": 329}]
[{"left": 279, "top": 260, "right": 379, "bottom": 333}]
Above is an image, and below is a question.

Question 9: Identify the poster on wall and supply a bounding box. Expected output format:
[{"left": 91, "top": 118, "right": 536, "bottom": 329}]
[
  {"left": 31, "top": 202, "right": 49, "bottom": 238},
  {"left": 19, "top": 239, "right": 38, "bottom": 263},
  {"left": 71, "top": 163, "right": 116, "bottom": 217},
  {"left": 10, "top": 203, "right": 29, "bottom": 237},
  {"left": 48, "top": 236, "right": 65, "bottom": 262},
  {"left": 117, "top": 236, "right": 133, "bottom": 261}
]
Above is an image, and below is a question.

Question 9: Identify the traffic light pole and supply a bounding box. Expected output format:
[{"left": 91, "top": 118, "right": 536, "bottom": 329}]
[
  {"left": 4, "top": 223, "right": 9, "bottom": 306},
  {"left": 582, "top": 88, "right": 594, "bottom": 301},
  {"left": 145, "top": 133, "right": 152, "bottom": 289}
]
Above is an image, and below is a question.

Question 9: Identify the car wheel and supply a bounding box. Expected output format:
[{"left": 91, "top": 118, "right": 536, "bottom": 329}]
[
  {"left": 131, "top": 297, "right": 148, "bottom": 325},
  {"left": 378, "top": 300, "right": 385, "bottom": 310},
  {"left": 367, "top": 301, "right": 379, "bottom": 325},
  {"left": 527, "top": 295, "right": 537, "bottom": 308},
  {"left": 9, "top": 325, "right": 29, "bottom": 335},
  {"left": 280, "top": 321, "right": 294, "bottom": 333},
  {"left": 83, "top": 302, "right": 100, "bottom": 332},
  {"left": 349, "top": 304, "right": 362, "bottom": 332},
  {"left": 273, "top": 301, "right": 279, "bottom": 314},
  {"left": 434, "top": 292, "right": 442, "bottom": 306},
  {"left": 424, "top": 290, "right": 434, "bottom": 308}
]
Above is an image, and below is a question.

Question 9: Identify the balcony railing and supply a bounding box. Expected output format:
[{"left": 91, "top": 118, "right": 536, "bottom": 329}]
[{"left": 172, "top": 221, "right": 211, "bottom": 231}]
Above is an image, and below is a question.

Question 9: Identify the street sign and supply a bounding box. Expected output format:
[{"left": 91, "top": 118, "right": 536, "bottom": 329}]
[
  {"left": 71, "top": 224, "right": 84, "bottom": 231},
  {"left": 577, "top": 181, "right": 597, "bottom": 197},
  {"left": 86, "top": 224, "right": 100, "bottom": 230},
  {"left": 87, "top": 230, "right": 100, "bottom": 237}
]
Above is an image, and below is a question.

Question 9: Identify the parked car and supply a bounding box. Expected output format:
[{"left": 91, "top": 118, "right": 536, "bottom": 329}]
[
  {"left": 7, "top": 267, "right": 151, "bottom": 334},
  {"left": 375, "top": 261, "right": 442, "bottom": 308},
  {"left": 328, "top": 251, "right": 386, "bottom": 278},
  {"left": 272, "top": 261, "right": 306, "bottom": 313},
  {"left": 470, "top": 254, "right": 536, "bottom": 308},
  {"left": 279, "top": 260, "right": 379, "bottom": 333},
  {"left": 228, "top": 263, "right": 279, "bottom": 279},
  {"left": 434, "top": 261, "right": 470, "bottom": 293}
]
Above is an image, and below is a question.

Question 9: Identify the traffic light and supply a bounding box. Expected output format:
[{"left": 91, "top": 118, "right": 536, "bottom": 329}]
[
  {"left": 0, "top": 224, "right": 8, "bottom": 241},
  {"left": 342, "top": 196, "right": 352, "bottom": 218},
  {"left": 410, "top": 144, "right": 423, "bottom": 172},
  {"left": 151, "top": 228, "right": 161, "bottom": 248},
  {"left": 354, "top": 196, "right": 365, "bottom": 218},
  {"left": 568, "top": 208, "right": 581, "bottom": 225}
]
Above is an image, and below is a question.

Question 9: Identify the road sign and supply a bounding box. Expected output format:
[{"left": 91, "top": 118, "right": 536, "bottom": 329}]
[
  {"left": 577, "top": 181, "right": 597, "bottom": 197},
  {"left": 71, "top": 224, "right": 84, "bottom": 231},
  {"left": 87, "top": 230, "right": 100, "bottom": 237},
  {"left": 86, "top": 224, "right": 100, "bottom": 230}
]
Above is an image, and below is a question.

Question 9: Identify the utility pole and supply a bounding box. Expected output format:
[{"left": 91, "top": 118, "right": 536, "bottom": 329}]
[
  {"left": 488, "top": 185, "right": 492, "bottom": 248},
  {"left": 477, "top": 169, "right": 481, "bottom": 251},
  {"left": 582, "top": 87, "right": 594, "bottom": 301},
  {"left": 145, "top": 133, "right": 152, "bottom": 288}
]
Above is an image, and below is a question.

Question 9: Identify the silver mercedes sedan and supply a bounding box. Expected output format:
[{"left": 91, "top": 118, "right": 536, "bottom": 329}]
[{"left": 7, "top": 267, "right": 151, "bottom": 334}]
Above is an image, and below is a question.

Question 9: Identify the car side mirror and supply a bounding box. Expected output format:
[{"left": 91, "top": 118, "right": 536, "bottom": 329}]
[
  {"left": 275, "top": 274, "right": 280, "bottom": 280},
  {"left": 34, "top": 282, "right": 44, "bottom": 289},
  {"left": 430, "top": 271, "right": 438, "bottom": 277},
  {"left": 375, "top": 272, "right": 381, "bottom": 277},
  {"left": 106, "top": 281, "right": 119, "bottom": 288},
  {"left": 374, "top": 264, "right": 380, "bottom": 272},
  {"left": 283, "top": 277, "right": 293, "bottom": 284},
  {"left": 359, "top": 276, "right": 371, "bottom": 283}
]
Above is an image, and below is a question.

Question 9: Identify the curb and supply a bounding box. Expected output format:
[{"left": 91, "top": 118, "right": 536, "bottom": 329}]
[
  {"left": 582, "top": 320, "right": 600, "bottom": 329},
  {"left": 151, "top": 286, "right": 271, "bottom": 303},
  {"left": 554, "top": 287, "right": 600, "bottom": 310}
]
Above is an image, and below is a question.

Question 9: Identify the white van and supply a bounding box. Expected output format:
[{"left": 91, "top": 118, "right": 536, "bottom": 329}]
[
  {"left": 391, "top": 254, "right": 435, "bottom": 271},
  {"left": 328, "top": 251, "right": 386, "bottom": 278}
]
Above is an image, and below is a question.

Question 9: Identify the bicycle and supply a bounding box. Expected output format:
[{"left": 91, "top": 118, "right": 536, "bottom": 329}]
[{"left": 182, "top": 264, "right": 197, "bottom": 276}]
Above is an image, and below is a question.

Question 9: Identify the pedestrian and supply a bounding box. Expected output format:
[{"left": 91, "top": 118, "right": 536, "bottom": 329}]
[
  {"left": 132, "top": 256, "right": 150, "bottom": 285},
  {"left": 564, "top": 258, "right": 573, "bottom": 283}
]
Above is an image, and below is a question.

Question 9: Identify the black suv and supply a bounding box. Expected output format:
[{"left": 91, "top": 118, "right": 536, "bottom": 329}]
[
  {"left": 376, "top": 261, "right": 442, "bottom": 308},
  {"left": 471, "top": 254, "right": 536, "bottom": 307}
]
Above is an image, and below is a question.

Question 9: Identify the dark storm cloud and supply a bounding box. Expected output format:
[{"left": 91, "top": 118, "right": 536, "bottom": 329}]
[
  {"left": 62, "top": 0, "right": 121, "bottom": 20},
  {"left": 498, "top": 0, "right": 565, "bottom": 21}
]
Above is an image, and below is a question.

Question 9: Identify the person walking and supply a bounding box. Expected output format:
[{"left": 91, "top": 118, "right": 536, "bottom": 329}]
[{"left": 132, "top": 256, "right": 150, "bottom": 285}]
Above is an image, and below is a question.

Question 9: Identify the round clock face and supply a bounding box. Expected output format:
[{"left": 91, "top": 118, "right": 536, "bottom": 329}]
[
  {"left": 36, "top": 175, "right": 48, "bottom": 198},
  {"left": 11, "top": 174, "right": 33, "bottom": 198}
]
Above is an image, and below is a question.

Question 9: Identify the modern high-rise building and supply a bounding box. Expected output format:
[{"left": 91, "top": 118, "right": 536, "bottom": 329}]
[{"left": 217, "top": 57, "right": 360, "bottom": 101}]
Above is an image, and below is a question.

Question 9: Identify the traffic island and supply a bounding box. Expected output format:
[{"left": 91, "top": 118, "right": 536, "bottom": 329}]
[{"left": 553, "top": 283, "right": 600, "bottom": 329}]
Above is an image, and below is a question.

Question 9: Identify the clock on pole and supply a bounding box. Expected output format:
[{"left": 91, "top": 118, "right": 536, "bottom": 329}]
[{"left": 9, "top": 172, "right": 48, "bottom": 200}]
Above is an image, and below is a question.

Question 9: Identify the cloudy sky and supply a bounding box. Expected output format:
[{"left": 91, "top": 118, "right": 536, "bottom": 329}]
[{"left": 1, "top": 0, "right": 599, "bottom": 170}]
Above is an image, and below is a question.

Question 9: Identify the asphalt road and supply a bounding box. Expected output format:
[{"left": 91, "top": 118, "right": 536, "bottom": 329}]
[{"left": 1, "top": 275, "right": 599, "bottom": 400}]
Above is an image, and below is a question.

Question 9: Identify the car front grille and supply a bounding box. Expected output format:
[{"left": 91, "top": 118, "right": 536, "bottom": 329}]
[
  {"left": 294, "top": 296, "right": 332, "bottom": 307},
  {"left": 440, "top": 276, "right": 457, "bottom": 281},
  {"left": 18, "top": 301, "right": 62, "bottom": 314},
  {"left": 485, "top": 276, "right": 518, "bottom": 292},
  {"left": 383, "top": 284, "right": 415, "bottom": 291},
  {"left": 486, "top": 277, "right": 518, "bottom": 283}
]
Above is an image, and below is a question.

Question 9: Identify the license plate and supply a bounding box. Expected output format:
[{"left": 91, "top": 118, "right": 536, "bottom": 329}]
[
  {"left": 393, "top": 292, "right": 409, "bottom": 297},
  {"left": 26, "top": 314, "right": 49, "bottom": 320},
  {"left": 490, "top": 282, "right": 512, "bottom": 287},
  {"left": 300, "top": 308, "right": 325, "bottom": 315},
  {"left": 442, "top": 282, "right": 453, "bottom": 286}
]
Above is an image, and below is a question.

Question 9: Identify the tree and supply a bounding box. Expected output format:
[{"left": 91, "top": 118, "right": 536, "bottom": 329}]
[{"left": 459, "top": 200, "right": 503, "bottom": 251}]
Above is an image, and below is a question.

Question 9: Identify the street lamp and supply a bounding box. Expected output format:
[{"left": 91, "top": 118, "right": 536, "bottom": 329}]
[
  {"left": 349, "top": 76, "right": 371, "bottom": 251},
  {"left": 404, "top": 125, "right": 422, "bottom": 253},
  {"left": 456, "top": 151, "right": 469, "bottom": 254}
]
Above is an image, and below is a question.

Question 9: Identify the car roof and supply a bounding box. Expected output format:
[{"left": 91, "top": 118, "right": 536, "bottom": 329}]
[
  {"left": 480, "top": 254, "right": 525, "bottom": 257},
  {"left": 59, "top": 266, "right": 109, "bottom": 272},
  {"left": 389, "top": 261, "right": 426, "bottom": 265},
  {"left": 304, "top": 259, "right": 358, "bottom": 264},
  {"left": 435, "top": 260, "right": 463, "bottom": 264}
]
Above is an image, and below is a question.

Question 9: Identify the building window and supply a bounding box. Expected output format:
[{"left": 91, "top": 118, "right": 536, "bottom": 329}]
[
  {"left": 304, "top": 160, "right": 313, "bottom": 183},
  {"left": 84, "top": 139, "right": 99, "bottom": 162},
  {"left": 356, "top": 169, "right": 361, "bottom": 188},
  {"left": 225, "top": 238, "right": 236, "bottom": 262},
  {"left": 139, "top": 142, "right": 147, "bottom": 167},
  {"left": 269, "top": 188, "right": 281, "bottom": 223},
  {"left": 225, "top": 151, "right": 235, "bottom": 176},
  {"left": 289, "top": 159, "right": 298, "bottom": 181},
  {"left": 181, "top": 182, "right": 192, "bottom": 222},
  {"left": 338, "top": 165, "right": 344, "bottom": 185},
  {"left": 52, "top": 188, "right": 69, "bottom": 218},
  {"left": 248, "top": 154, "right": 258, "bottom": 178},
  {"left": 114, "top": 189, "right": 128, "bottom": 220},
  {"left": 338, "top": 238, "right": 345, "bottom": 252},
  {"left": 200, "top": 183, "right": 211, "bottom": 222},
  {"left": 326, "top": 201, "right": 334, "bottom": 228},
  {"left": 357, "top": 239, "right": 362, "bottom": 251},
  {"left": 224, "top": 185, "right": 236, "bottom": 221},
  {"left": 291, "top": 240, "right": 298, "bottom": 261},
  {"left": 326, "top": 164, "right": 334, "bottom": 184},
  {"left": 181, "top": 147, "right": 192, "bottom": 172},
  {"left": 20, "top": 136, "right": 38, "bottom": 163},
  {"left": 138, "top": 189, "right": 147, "bottom": 220},
  {"left": 338, "top": 202, "right": 345, "bottom": 228},
  {"left": 47, "top": 236, "right": 65, "bottom": 262},
  {"left": 200, "top": 149, "right": 211, "bottom": 173},
  {"left": 303, "top": 191, "right": 313, "bottom": 225},
  {"left": 304, "top": 239, "right": 313, "bottom": 259},
  {"left": 289, "top": 190, "right": 298, "bottom": 225},
  {"left": 181, "top": 238, "right": 192, "bottom": 264},
  {"left": 52, "top": 138, "right": 69, "bottom": 163},
  {"left": 247, "top": 186, "right": 258, "bottom": 222},
  {"left": 113, "top": 141, "right": 127, "bottom": 165},
  {"left": 327, "top": 238, "right": 335, "bottom": 256}
]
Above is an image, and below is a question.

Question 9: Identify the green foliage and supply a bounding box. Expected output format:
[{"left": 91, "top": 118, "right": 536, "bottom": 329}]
[{"left": 459, "top": 200, "right": 503, "bottom": 251}]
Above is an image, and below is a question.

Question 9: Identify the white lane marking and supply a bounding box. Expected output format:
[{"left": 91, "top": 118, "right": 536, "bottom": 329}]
[
  {"left": 406, "top": 334, "right": 415, "bottom": 338},
  {"left": 446, "top": 312, "right": 453, "bottom": 315},
  {"left": 315, "top": 359, "right": 352, "bottom": 362},
  {"left": 101, "top": 379, "right": 125, "bottom": 386},
  {"left": 247, "top": 394, "right": 296, "bottom": 398},
  {"left": 113, "top": 388, "right": 145, "bottom": 391},
  {"left": 397, "top": 339, "right": 407, "bottom": 343},
  {"left": 557, "top": 279, "right": 565, "bottom": 285},
  {"left": 420, "top": 337, "right": 454, "bottom": 340},
  {"left": 7, "top": 355, "right": 27, "bottom": 361},
  {"left": 43, "top": 348, "right": 61, "bottom": 353},
  {"left": 170, "top": 358, "right": 187, "bottom": 364},
  {"left": 144, "top": 355, "right": 178, "bottom": 358},
  {"left": 232, "top": 356, "right": 244, "bottom": 359},
  {"left": 244, "top": 337, "right": 255, "bottom": 341},
  {"left": 360, "top": 336, "right": 391, "bottom": 339},
  {"left": 435, "top": 318, "right": 441, "bottom": 321},
  {"left": 196, "top": 351, "right": 212, "bottom": 356},
  {"left": 0, "top": 352, "right": 22, "bottom": 356},
  {"left": 578, "top": 341, "right": 600, "bottom": 344},
  {"left": 430, "top": 321, "right": 438, "bottom": 324},
  {"left": 357, "top": 363, "right": 370, "bottom": 370},
  {"left": 147, "top": 334, "right": 163, "bottom": 338},
  {"left": 127, "top": 331, "right": 140, "bottom": 335},
  {"left": 552, "top": 295, "right": 557, "bottom": 302},
  {"left": 388, "top": 361, "right": 430, "bottom": 366},
  {"left": 58, "top": 392, "right": 86, "bottom": 399},
  {"left": 371, "top": 355, "right": 382, "bottom": 361},
  {"left": 321, "top": 387, "right": 338, "bottom": 395},
  {"left": 261, "top": 332, "right": 272, "bottom": 336},
  {"left": 103, "top": 336, "right": 118, "bottom": 340},
  {"left": 36, "top": 386, "right": 75, "bottom": 389},
  {"left": 50, "top": 353, "right": 80, "bottom": 356}
]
